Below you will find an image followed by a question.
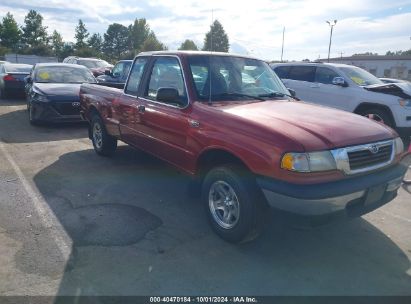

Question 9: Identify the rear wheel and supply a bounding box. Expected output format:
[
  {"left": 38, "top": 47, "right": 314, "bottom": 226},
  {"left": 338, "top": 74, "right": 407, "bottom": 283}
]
[
  {"left": 360, "top": 108, "right": 394, "bottom": 128},
  {"left": 202, "top": 164, "right": 267, "bottom": 243},
  {"left": 91, "top": 114, "right": 117, "bottom": 156}
]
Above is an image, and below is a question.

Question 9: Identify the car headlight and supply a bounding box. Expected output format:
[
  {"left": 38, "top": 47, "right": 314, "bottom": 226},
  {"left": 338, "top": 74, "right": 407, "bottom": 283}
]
[
  {"left": 398, "top": 99, "right": 411, "bottom": 107},
  {"left": 281, "top": 151, "right": 337, "bottom": 172},
  {"left": 34, "top": 93, "right": 49, "bottom": 102},
  {"left": 394, "top": 137, "right": 404, "bottom": 155}
]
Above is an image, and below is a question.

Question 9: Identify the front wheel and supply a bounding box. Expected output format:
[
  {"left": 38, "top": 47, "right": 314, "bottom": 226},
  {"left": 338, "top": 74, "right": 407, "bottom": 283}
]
[
  {"left": 360, "top": 108, "right": 394, "bottom": 128},
  {"left": 91, "top": 115, "right": 117, "bottom": 156},
  {"left": 202, "top": 165, "right": 267, "bottom": 243}
]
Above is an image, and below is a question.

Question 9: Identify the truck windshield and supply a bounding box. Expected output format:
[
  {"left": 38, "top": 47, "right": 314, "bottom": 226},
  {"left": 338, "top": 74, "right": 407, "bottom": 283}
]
[
  {"left": 340, "top": 66, "right": 383, "bottom": 86},
  {"left": 188, "top": 55, "right": 289, "bottom": 102}
]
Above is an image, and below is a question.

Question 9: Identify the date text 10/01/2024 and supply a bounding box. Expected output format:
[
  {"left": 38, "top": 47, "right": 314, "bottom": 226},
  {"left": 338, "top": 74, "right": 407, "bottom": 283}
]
[{"left": 149, "top": 296, "right": 258, "bottom": 303}]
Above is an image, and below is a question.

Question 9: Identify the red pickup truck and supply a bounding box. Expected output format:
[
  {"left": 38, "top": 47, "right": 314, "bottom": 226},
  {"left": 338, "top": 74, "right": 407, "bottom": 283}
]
[{"left": 80, "top": 51, "right": 408, "bottom": 243}]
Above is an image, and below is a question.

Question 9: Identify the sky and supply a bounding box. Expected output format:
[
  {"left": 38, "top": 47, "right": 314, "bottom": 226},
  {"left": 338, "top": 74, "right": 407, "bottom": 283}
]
[{"left": 1, "top": 0, "right": 411, "bottom": 61}]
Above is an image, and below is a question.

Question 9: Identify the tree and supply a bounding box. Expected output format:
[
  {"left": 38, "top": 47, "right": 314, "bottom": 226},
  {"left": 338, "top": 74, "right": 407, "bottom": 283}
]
[
  {"left": 128, "top": 18, "right": 150, "bottom": 53},
  {"left": 178, "top": 39, "right": 198, "bottom": 51},
  {"left": 88, "top": 33, "right": 103, "bottom": 53},
  {"left": 202, "top": 20, "right": 229, "bottom": 52},
  {"left": 353, "top": 52, "right": 378, "bottom": 56},
  {"left": 21, "top": 10, "right": 48, "bottom": 47},
  {"left": 140, "top": 32, "right": 167, "bottom": 52},
  {"left": 75, "top": 19, "right": 89, "bottom": 49},
  {"left": 385, "top": 50, "right": 411, "bottom": 56},
  {"left": 0, "top": 13, "right": 21, "bottom": 50},
  {"left": 50, "top": 30, "right": 64, "bottom": 59},
  {"left": 60, "top": 42, "right": 75, "bottom": 60},
  {"left": 103, "top": 23, "right": 130, "bottom": 60}
]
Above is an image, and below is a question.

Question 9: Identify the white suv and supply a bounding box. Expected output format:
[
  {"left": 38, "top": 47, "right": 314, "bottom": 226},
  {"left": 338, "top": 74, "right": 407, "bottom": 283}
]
[{"left": 271, "top": 62, "right": 411, "bottom": 136}]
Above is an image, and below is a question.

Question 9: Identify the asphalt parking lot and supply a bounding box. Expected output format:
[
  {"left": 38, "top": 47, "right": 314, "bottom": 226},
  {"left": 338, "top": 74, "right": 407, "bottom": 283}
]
[{"left": 0, "top": 97, "right": 411, "bottom": 297}]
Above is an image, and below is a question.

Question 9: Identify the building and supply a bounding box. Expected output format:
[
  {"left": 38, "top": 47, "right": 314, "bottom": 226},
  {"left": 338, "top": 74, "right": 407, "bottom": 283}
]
[{"left": 320, "top": 55, "right": 411, "bottom": 81}]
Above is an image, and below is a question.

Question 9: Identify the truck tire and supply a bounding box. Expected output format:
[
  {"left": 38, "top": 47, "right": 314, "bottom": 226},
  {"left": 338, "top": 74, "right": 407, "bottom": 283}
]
[
  {"left": 360, "top": 108, "right": 394, "bottom": 128},
  {"left": 202, "top": 164, "right": 267, "bottom": 243},
  {"left": 91, "top": 114, "right": 117, "bottom": 156}
]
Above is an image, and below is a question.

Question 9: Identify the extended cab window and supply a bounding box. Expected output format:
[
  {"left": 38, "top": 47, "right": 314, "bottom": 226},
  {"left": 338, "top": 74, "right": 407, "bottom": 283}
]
[
  {"left": 315, "top": 67, "right": 340, "bottom": 84},
  {"left": 125, "top": 58, "right": 147, "bottom": 96},
  {"left": 144, "top": 57, "right": 187, "bottom": 106},
  {"left": 287, "top": 66, "right": 315, "bottom": 82}
]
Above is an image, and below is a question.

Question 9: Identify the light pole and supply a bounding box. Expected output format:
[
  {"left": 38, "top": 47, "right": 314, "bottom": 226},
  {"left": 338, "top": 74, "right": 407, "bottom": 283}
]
[{"left": 326, "top": 20, "right": 337, "bottom": 62}]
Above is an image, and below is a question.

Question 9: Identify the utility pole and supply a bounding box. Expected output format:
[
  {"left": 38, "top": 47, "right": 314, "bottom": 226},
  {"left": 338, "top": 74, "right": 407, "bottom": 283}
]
[
  {"left": 340, "top": 51, "right": 344, "bottom": 58},
  {"left": 281, "top": 27, "right": 285, "bottom": 62},
  {"left": 326, "top": 20, "right": 337, "bottom": 62}
]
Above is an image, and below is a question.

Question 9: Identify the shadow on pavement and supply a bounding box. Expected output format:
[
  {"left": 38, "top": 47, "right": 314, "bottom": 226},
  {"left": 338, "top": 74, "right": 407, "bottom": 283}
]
[
  {"left": 0, "top": 109, "right": 87, "bottom": 143},
  {"left": 28, "top": 146, "right": 411, "bottom": 298},
  {"left": 0, "top": 96, "right": 27, "bottom": 107}
]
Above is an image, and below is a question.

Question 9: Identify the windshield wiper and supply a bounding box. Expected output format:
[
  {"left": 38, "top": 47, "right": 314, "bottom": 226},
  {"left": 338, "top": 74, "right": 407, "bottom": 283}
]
[
  {"left": 209, "top": 92, "right": 265, "bottom": 101},
  {"left": 258, "top": 91, "right": 298, "bottom": 100}
]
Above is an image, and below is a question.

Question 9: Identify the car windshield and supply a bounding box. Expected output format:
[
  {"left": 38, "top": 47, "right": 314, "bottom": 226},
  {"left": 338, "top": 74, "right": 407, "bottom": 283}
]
[
  {"left": 340, "top": 66, "right": 383, "bottom": 86},
  {"left": 5, "top": 64, "right": 32, "bottom": 73},
  {"left": 33, "top": 66, "right": 96, "bottom": 83},
  {"left": 188, "top": 55, "right": 289, "bottom": 102},
  {"left": 78, "top": 59, "right": 110, "bottom": 69}
]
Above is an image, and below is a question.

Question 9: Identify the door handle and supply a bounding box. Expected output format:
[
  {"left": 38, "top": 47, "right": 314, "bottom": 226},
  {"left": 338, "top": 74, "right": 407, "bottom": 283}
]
[
  {"left": 137, "top": 105, "right": 145, "bottom": 113},
  {"left": 310, "top": 84, "right": 320, "bottom": 88}
]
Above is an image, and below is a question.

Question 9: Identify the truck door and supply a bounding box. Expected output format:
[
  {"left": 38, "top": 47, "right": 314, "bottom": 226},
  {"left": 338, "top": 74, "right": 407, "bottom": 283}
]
[
  {"left": 116, "top": 57, "right": 148, "bottom": 145},
  {"left": 135, "top": 56, "right": 195, "bottom": 171}
]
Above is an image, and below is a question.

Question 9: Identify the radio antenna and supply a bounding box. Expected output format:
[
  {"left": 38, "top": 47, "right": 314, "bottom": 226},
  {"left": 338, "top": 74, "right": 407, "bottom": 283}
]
[{"left": 208, "top": 8, "right": 214, "bottom": 105}]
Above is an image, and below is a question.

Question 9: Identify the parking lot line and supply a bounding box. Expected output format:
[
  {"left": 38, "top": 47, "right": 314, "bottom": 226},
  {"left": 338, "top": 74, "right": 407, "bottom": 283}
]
[{"left": 0, "top": 141, "right": 72, "bottom": 262}]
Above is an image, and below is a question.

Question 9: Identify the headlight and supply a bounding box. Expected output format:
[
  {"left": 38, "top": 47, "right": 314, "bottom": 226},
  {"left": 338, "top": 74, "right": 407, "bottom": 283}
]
[
  {"left": 398, "top": 99, "right": 411, "bottom": 107},
  {"left": 34, "top": 93, "right": 49, "bottom": 102},
  {"left": 394, "top": 137, "right": 404, "bottom": 155},
  {"left": 281, "top": 151, "right": 337, "bottom": 172}
]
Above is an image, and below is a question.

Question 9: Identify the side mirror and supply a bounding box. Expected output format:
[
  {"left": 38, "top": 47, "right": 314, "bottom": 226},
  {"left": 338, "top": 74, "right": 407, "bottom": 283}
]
[
  {"left": 25, "top": 76, "right": 32, "bottom": 84},
  {"left": 156, "top": 87, "right": 184, "bottom": 106},
  {"left": 332, "top": 77, "right": 348, "bottom": 87},
  {"left": 104, "top": 69, "right": 112, "bottom": 76},
  {"left": 287, "top": 88, "right": 296, "bottom": 97}
]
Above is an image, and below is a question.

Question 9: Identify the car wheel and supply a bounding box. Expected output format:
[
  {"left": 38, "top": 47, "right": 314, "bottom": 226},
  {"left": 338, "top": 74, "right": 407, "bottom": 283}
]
[
  {"left": 361, "top": 108, "right": 394, "bottom": 128},
  {"left": 91, "top": 114, "right": 117, "bottom": 156},
  {"left": 202, "top": 164, "right": 267, "bottom": 243}
]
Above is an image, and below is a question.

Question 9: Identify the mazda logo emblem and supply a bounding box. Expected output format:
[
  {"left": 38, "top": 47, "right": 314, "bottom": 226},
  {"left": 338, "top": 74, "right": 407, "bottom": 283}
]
[
  {"left": 369, "top": 145, "right": 379, "bottom": 154},
  {"left": 72, "top": 102, "right": 80, "bottom": 107}
]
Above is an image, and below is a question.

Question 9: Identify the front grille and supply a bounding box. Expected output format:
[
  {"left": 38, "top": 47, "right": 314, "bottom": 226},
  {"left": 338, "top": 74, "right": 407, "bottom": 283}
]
[
  {"left": 348, "top": 143, "right": 393, "bottom": 171},
  {"left": 53, "top": 102, "right": 80, "bottom": 116}
]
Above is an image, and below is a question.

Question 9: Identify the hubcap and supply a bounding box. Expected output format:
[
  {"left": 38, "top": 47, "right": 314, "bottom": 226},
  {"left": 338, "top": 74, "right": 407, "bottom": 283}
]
[
  {"left": 364, "top": 113, "right": 384, "bottom": 124},
  {"left": 93, "top": 122, "right": 103, "bottom": 149},
  {"left": 209, "top": 181, "right": 240, "bottom": 229}
]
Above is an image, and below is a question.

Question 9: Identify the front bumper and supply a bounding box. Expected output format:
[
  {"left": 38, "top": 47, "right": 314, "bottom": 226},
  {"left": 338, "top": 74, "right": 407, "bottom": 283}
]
[
  {"left": 256, "top": 163, "right": 407, "bottom": 219},
  {"left": 31, "top": 100, "right": 83, "bottom": 123}
]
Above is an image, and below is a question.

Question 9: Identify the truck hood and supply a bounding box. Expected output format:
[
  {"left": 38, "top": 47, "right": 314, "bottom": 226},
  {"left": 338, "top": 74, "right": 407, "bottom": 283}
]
[
  {"left": 221, "top": 100, "right": 396, "bottom": 151},
  {"left": 364, "top": 83, "right": 411, "bottom": 98}
]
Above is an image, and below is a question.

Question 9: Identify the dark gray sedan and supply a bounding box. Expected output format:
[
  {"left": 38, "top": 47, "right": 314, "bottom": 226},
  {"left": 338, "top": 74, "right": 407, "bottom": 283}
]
[
  {"left": 25, "top": 63, "right": 96, "bottom": 124},
  {"left": 0, "top": 63, "right": 32, "bottom": 99}
]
